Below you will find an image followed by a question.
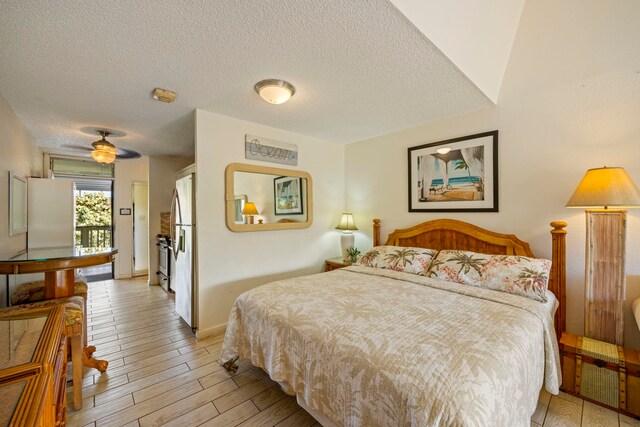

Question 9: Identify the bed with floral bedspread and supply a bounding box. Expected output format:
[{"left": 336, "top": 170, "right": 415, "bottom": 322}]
[{"left": 220, "top": 264, "right": 560, "bottom": 427}]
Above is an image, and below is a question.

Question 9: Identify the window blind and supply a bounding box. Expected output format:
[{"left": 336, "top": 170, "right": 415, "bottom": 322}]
[{"left": 50, "top": 157, "right": 115, "bottom": 179}]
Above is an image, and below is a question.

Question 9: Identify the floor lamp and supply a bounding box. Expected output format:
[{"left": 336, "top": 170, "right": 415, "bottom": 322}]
[{"left": 566, "top": 167, "right": 640, "bottom": 345}]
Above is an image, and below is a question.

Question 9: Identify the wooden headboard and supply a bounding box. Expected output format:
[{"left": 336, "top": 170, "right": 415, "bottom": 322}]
[{"left": 372, "top": 218, "right": 567, "bottom": 341}]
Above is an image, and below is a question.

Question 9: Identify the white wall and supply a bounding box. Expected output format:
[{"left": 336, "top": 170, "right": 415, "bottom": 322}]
[
  {"left": 148, "top": 156, "right": 193, "bottom": 285},
  {"left": 114, "top": 157, "right": 149, "bottom": 279},
  {"left": 195, "top": 110, "right": 344, "bottom": 337},
  {"left": 346, "top": 0, "right": 640, "bottom": 347}
]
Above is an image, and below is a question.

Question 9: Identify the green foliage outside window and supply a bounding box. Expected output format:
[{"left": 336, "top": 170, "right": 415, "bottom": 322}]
[{"left": 75, "top": 192, "right": 112, "bottom": 247}]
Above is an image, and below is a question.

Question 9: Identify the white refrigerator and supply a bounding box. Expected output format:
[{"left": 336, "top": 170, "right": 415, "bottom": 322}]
[{"left": 171, "top": 172, "right": 197, "bottom": 330}]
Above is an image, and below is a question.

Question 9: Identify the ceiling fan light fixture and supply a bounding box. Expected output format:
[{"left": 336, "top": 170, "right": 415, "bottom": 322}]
[
  {"left": 91, "top": 148, "right": 116, "bottom": 164},
  {"left": 91, "top": 131, "right": 117, "bottom": 164},
  {"left": 254, "top": 79, "right": 295, "bottom": 104}
]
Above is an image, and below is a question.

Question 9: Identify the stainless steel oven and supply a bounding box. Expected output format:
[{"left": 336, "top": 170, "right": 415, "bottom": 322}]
[{"left": 156, "top": 235, "right": 172, "bottom": 292}]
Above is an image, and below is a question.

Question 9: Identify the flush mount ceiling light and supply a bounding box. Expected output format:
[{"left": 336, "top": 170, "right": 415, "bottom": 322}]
[
  {"left": 91, "top": 130, "right": 117, "bottom": 164},
  {"left": 153, "top": 87, "right": 177, "bottom": 103},
  {"left": 254, "top": 79, "right": 296, "bottom": 104}
]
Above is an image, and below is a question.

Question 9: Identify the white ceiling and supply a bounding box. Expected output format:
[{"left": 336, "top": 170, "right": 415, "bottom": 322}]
[
  {"left": 390, "top": 0, "right": 526, "bottom": 104},
  {"left": 0, "top": 0, "right": 493, "bottom": 157}
]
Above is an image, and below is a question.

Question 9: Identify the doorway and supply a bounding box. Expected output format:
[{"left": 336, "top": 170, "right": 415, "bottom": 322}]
[
  {"left": 132, "top": 182, "right": 149, "bottom": 277},
  {"left": 73, "top": 178, "right": 114, "bottom": 282}
]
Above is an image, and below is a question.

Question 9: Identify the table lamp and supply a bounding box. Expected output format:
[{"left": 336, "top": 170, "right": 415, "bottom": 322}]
[
  {"left": 242, "top": 202, "right": 259, "bottom": 224},
  {"left": 566, "top": 166, "right": 640, "bottom": 345},
  {"left": 335, "top": 213, "right": 357, "bottom": 262}
]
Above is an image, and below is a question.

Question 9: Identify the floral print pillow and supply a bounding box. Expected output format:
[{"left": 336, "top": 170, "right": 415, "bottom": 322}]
[
  {"left": 426, "top": 250, "right": 551, "bottom": 302},
  {"left": 355, "top": 246, "right": 438, "bottom": 275}
]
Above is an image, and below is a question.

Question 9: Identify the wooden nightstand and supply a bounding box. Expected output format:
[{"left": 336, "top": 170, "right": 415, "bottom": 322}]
[
  {"left": 559, "top": 331, "right": 640, "bottom": 417},
  {"left": 325, "top": 257, "right": 352, "bottom": 271}
]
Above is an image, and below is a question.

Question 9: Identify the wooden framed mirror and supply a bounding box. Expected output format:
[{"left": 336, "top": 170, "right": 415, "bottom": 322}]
[
  {"left": 9, "top": 171, "right": 27, "bottom": 236},
  {"left": 225, "top": 163, "right": 313, "bottom": 232}
]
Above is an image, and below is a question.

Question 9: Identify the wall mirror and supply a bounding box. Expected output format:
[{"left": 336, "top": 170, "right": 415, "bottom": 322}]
[
  {"left": 225, "top": 163, "right": 313, "bottom": 232},
  {"left": 9, "top": 171, "right": 28, "bottom": 236}
]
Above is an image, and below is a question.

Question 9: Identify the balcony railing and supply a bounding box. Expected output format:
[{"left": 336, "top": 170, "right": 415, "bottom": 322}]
[{"left": 75, "top": 225, "right": 112, "bottom": 248}]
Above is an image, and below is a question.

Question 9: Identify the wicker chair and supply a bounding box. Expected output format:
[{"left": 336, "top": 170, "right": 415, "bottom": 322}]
[
  {"left": 10, "top": 277, "right": 88, "bottom": 346},
  {"left": 0, "top": 296, "right": 85, "bottom": 410}
]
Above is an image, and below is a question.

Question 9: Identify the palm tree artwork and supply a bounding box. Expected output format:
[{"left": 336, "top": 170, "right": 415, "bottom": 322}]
[{"left": 454, "top": 160, "right": 472, "bottom": 181}]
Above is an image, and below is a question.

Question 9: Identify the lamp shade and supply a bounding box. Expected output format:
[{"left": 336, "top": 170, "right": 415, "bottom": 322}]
[
  {"left": 335, "top": 213, "right": 357, "bottom": 231},
  {"left": 241, "top": 202, "right": 259, "bottom": 215},
  {"left": 254, "top": 79, "right": 295, "bottom": 104},
  {"left": 566, "top": 167, "right": 640, "bottom": 209}
]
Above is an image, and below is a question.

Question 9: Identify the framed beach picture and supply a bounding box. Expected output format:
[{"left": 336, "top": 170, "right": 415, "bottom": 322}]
[
  {"left": 274, "top": 176, "right": 304, "bottom": 215},
  {"left": 408, "top": 131, "right": 498, "bottom": 212}
]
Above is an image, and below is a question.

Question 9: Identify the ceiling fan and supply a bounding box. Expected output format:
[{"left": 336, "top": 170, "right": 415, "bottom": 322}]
[{"left": 85, "top": 130, "right": 141, "bottom": 164}]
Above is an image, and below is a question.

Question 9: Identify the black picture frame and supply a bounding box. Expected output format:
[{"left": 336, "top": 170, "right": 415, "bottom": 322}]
[
  {"left": 274, "top": 176, "right": 304, "bottom": 215},
  {"left": 408, "top": 131, "right": 498, "bottom": 212}
]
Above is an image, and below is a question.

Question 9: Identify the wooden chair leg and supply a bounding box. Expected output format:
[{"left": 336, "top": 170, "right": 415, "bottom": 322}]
[
  {"left": 71, "top": 334, "right": 83, "bottom": 410},
  {"left": 82, "top": 297, "right": 88, "bottom": 347}
]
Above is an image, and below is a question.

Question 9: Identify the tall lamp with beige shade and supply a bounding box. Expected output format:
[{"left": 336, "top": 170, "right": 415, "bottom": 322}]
[{"left": 566, "top": 166, "right": 640, "bottom": 345}]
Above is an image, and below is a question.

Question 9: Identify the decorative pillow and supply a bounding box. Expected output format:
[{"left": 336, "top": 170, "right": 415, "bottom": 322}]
[
  {"left": 355, "top": 246, "right": 438, "bottom": 275},
  {"left": 426, "top": 250, "right": 551, "bottom": 302}
]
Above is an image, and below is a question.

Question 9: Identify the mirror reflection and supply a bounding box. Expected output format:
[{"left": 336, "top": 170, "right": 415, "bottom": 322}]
[
  {"left": 234, "top": 172, "right": 308, "bottom": 224},
  {"left": 225, "top": 163, "right": 313, "bottom": 232},
  {"left": 234, "top": 194, "right": 247, "bottom": 224}
]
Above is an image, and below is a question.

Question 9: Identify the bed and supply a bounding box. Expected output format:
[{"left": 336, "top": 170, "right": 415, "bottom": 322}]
[{"left": 220, "top": 219, "right": 567, "bottom": 426}]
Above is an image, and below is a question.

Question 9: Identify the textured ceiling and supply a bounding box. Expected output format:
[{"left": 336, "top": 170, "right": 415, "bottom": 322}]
[{"left": 0, "top": 0, "right": 491, "bottom": 157}]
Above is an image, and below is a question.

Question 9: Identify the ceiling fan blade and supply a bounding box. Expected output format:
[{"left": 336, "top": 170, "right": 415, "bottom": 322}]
[{"left": 116, "top": 147, "right": 141, "bottom": 159}]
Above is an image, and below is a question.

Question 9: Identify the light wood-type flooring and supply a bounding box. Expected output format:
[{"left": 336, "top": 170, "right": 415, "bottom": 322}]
[{"left": 67, "top": 277, "right": 639, "bottom": 427}]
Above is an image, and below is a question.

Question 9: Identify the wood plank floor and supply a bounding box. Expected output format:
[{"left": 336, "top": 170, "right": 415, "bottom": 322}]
[{"left": 67, "top": 277, "right": 639, "bottom": 427}]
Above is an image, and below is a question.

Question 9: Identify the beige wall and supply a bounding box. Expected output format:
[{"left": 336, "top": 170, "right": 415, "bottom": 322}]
[
  {"left": 114, "top": 157, "right": 149, "bottom": 279},
  {"left": 148, "top": 156, "right": 193, "bottom": 285},
  {"left": 0, "top": 92, "right": 42, "bottom": 255},
  {"left": 195, "top": 110, "right": 345, "bottom": 337},
  {"left": 0, "top": 92, "right": 42, "bottom": 307},
  {"left": 346, "top": 0, "right": 640, "bottom": 347}
]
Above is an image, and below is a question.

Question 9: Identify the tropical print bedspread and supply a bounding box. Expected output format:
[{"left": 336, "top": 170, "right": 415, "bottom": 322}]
[{"left": 220, "top": 266, "right": 561, "bottom": 427}]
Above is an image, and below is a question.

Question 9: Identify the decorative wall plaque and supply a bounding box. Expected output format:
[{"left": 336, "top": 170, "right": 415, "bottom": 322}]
[{"left": 245, "top": 135, "right": 298, "bottom": 166}]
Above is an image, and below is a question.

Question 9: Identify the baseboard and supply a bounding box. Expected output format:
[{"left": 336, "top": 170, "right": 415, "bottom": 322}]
[{"left": 196, "top": 323, "right": 227, "bottom": 340}]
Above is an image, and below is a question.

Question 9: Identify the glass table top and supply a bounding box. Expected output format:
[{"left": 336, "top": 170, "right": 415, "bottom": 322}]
[
  {"left": 0, "top": 312, "right": 48, "bottom": 371},
  {"left": 0, "top": 246, "right": 117, "bottom": 263},
  {"left": 0, "top": 379, "right": 27, "bottom": 426}
]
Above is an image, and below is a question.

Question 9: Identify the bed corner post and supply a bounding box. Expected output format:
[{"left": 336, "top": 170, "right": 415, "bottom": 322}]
[
  {"left": 550, "top": 221, "right": 567, "bottom": 341},
  {"left": 373, "top": 219, "right": 381, "bottom": 246}
]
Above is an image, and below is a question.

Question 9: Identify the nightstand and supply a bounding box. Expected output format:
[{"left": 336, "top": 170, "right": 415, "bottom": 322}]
[{"left": 325, "top": 257, "right": 352, "bottom": 271}]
